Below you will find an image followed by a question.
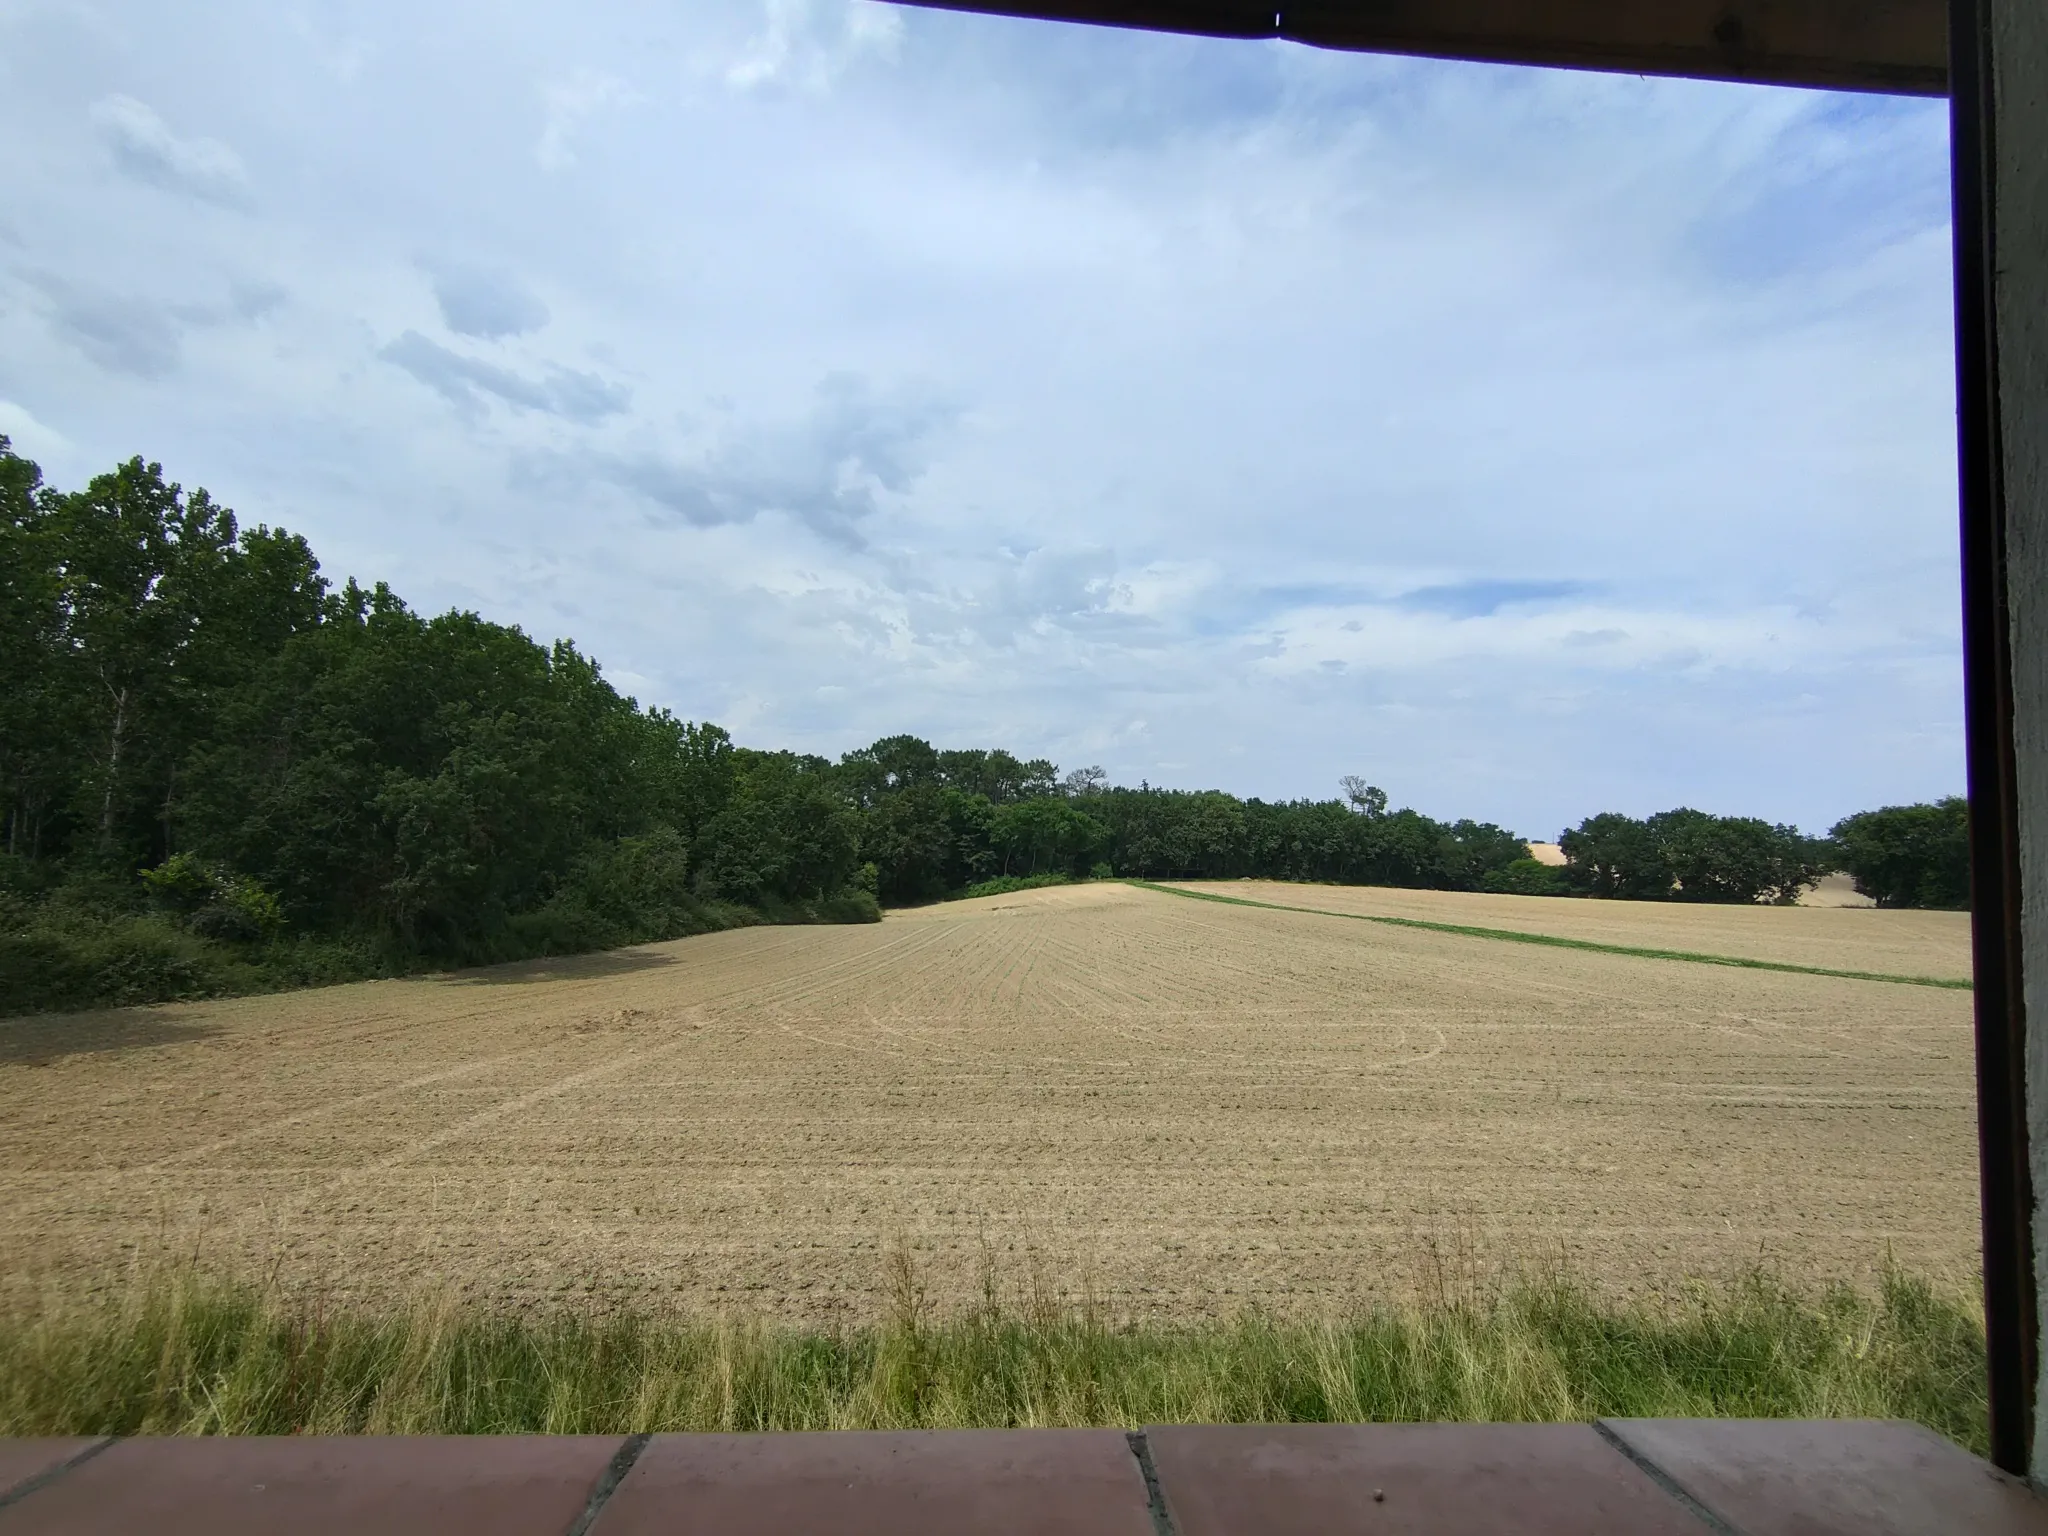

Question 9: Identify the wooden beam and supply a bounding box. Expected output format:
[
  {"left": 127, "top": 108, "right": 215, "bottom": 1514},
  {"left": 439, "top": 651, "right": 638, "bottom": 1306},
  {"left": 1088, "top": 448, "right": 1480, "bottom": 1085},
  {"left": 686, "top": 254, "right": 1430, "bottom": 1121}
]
[{"left": 893, "top": 0, "right": 1948, "bottom": 94}]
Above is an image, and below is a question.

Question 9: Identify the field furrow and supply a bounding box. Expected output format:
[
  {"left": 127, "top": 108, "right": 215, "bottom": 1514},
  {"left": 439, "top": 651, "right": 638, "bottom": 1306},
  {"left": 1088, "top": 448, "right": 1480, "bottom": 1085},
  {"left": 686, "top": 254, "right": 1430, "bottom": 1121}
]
[{"left": 0, "top": 882, "right": 1979, "bottom": 1320}]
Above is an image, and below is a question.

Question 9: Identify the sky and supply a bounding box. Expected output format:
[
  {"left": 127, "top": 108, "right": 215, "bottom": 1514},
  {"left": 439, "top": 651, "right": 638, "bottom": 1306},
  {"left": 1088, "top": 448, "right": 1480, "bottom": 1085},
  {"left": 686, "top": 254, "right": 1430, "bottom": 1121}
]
[{"left": 0, "top": 0, "right": 1962, "bottom": 840}]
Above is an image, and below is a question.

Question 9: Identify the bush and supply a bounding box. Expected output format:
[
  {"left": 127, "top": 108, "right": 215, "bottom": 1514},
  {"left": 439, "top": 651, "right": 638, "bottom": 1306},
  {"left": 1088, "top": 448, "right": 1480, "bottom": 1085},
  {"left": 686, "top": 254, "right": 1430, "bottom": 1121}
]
[
  {"left": 1482, "top": 858, "right": 1573, "bottom": 897},
  {"left": 503, "top": 900, "right": 622, "bottom": 958},
  {"left": 1, "top": 867, "right": 881, "bottom": 1016},
  {"left": 549, "top": 829, "right": 698, "bottom": 945},
  {"left": 0, "top": 916, "right": 242, "bottom": 1016},
  {"left": 140, "top": 854, "right": 284, "bottom": 942},
  {"left": 248, "top": 933, "right": 403, "bottom": 991},
  {"left": 949, "top": 873, "right": 1074, "bottom": 902},
  {"left": 810, "top": 889, "right": 883, "bottom": 924}
]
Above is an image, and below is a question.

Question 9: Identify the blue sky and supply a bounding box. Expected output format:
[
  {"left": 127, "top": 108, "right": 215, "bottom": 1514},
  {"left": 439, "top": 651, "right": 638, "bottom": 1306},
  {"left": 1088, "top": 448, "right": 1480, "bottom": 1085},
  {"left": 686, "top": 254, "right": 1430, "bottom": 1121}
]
[{"left": 0, "top": 0, "right": 1961, "bottom": 839}]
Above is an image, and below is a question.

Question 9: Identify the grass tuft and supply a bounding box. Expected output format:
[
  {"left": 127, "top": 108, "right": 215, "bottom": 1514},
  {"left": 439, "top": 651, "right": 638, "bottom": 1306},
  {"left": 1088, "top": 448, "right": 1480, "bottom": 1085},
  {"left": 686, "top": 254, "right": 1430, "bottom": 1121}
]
[
  {"left": 1131, "top": 881, "right": 1973, "bottom": 990},
  {"left": 0, "top": 1265, "right": 1987, "bottom": 1453}
]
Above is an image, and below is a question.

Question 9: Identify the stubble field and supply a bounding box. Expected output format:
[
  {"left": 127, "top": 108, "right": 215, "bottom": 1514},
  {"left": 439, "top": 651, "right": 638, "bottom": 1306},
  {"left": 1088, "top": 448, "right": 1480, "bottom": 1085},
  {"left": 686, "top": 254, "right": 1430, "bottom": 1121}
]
[{"left": 0, "top": 881, "right": 1979, "bottom": 1323}]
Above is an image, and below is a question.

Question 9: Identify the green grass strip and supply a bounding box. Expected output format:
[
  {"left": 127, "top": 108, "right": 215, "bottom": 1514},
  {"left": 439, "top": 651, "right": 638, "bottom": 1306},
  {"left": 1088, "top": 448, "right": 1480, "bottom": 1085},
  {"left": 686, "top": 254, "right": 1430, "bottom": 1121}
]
[
  {"left": 0, "top": 1265, "right": 1989, "bottom": 1455},
  {"left": 1128, "top": 881, "right": 1973, "bottom": 991}
]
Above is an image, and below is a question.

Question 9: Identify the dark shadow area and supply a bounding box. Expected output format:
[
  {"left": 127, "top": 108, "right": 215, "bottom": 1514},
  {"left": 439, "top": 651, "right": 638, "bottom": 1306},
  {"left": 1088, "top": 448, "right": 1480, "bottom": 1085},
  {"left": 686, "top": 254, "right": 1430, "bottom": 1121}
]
[
  {"left": 441, "top": 947, "right": 682, "bottom": 987},
  {"left": 0, "top": 1011, "right": 222, "bottom": 1067}
]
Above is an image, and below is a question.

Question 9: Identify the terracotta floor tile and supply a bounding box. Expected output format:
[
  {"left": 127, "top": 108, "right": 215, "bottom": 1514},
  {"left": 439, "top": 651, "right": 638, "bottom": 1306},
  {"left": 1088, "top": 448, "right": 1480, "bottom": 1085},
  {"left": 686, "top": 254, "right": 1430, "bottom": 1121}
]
[
  {"left": 1147, "top": 1422, "right": 1704, "bottom": 1535},
  {"left": 591, "top": 1429, "right": 1155, "bottom": 1536},
  {"left": 1600, "top": 1417, "right": 2048, "bottom": 1536},
  {"left": 0, "top": 1435, "right": 627, "bottom": 1536},
  {"left": 0, "top": 1442, "right": 106, "bottom": 1506}
]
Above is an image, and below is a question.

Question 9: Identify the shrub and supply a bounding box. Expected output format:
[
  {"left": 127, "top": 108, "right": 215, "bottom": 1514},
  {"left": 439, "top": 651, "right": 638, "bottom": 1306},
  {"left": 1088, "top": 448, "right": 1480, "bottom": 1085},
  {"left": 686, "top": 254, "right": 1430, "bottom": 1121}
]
[
  {"left": 950, "top": 873, "right": 1074, "bottom": 902},
  {"left": 0, "top": 916, "right": 241, "bottom": 1016},
  {"left": 549, "top": 828, "right": 697, "bottom": 945},
  {"left": 810, "top": 889, "right": 883, "bottom": 924},
  {"left": 140, "top": 854, "right": 284, "bottom": 942},
  {"left": 1482, "top": 858, "right": 1572, "bottom": 897}
]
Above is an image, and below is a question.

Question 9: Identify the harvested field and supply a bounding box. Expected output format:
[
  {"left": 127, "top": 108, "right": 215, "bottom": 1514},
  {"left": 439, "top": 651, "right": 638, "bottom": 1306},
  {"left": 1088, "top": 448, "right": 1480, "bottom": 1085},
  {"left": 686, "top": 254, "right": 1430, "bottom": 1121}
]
[
  {"left": 0, "top": 883, "right": 1979, "bottom": 1322},
  {"left": 1166, "top": 879, "right": 1969, "bottom": 980}
]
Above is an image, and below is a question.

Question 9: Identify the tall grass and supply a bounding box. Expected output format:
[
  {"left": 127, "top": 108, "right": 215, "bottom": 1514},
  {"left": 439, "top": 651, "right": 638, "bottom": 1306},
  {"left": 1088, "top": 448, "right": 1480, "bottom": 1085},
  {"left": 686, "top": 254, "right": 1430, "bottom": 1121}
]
[{"left": 0, "top": 1261, "right": 1987, "bottom": 1452}]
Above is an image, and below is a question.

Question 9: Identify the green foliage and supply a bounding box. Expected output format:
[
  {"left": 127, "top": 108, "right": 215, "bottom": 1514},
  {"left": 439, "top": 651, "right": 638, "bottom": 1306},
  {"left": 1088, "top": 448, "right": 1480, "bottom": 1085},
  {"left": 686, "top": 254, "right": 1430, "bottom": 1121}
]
[
  {"left": 0, "top": 442, "right": 885, "bottom": 1015},
  {"left": 1091, "top": 784, "right": 1531, "bottom": 892},
  {"left": 1831, "top": 798, "right": 1970, "bottom": 909},
  {"left": 1482, "top": 857, "right": 1573, "bottom": 897},
  {"left": 0, "top": 915, "right": 244, "bottom": 1015},
  {"left": 1559, "top": 809, "right": 1832, "bottom": 905},
  {"left": 949, "top": 873, "right": 1074, "bottom": 901},
  {"left": 990, "top": 797, "right": 1110, "bottom": 878},
  {"left": 694, "top": 751, "right": 862, "bottom": 906},
  {"left": 141, "top": 852, "right": 284, "bottom": 942},
  {"left": 0, "top": 1265, "right": 1985, "bottom": 1453},
  {"left": 0, "top": 436, "right": 1969, "bottom": 1013},
  {"left": 803, "top": 889, "right": 884, "bottom": 925}
]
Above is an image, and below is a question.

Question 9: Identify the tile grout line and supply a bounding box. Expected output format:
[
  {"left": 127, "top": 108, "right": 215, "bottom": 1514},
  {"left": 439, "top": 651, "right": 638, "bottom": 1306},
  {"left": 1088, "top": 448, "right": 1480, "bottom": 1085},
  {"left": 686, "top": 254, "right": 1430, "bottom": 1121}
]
[
  {"left": 1591, "top": 1421, "right": 1743, "bottom": 1536},
  {"left": 0, "top": 1437, "right": 117, "bottom": 1513},
  {"left": 562, "top": 1432, "right": 651, "bottom": 1536},
  {"left": 1126, "top": 1430, "right": 1180, "bottom": 1536}
]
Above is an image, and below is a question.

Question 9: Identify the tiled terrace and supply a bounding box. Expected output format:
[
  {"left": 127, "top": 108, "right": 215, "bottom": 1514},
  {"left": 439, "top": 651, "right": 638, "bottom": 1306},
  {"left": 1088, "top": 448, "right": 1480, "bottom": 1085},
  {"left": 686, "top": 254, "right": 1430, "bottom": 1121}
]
[{"left": 0, "top": 1419, "right": 2042, "bottom": 1534}]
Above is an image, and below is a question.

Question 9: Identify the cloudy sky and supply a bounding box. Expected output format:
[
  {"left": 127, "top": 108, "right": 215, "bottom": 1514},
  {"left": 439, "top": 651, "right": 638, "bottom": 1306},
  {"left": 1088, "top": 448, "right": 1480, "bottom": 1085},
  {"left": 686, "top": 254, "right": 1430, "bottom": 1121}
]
[{"left": 0, "top": 0, "right": 1960, "bottom": 838}]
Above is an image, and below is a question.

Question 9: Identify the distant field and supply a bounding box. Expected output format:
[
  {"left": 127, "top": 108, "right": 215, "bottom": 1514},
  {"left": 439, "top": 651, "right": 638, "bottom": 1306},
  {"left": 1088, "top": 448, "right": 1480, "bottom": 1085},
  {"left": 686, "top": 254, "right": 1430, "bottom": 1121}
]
[
  {"left": 1164, "top": 879, "right": 1969, "bottom": 979},
  {"left": 0, "top": 882, "right": 1980, "bottom": 1322}
]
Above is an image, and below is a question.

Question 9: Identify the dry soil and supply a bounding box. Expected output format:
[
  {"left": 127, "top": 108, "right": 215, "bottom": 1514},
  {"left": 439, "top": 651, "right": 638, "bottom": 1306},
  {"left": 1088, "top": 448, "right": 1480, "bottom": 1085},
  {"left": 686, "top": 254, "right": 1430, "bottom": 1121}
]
[{"left": 0, "top": 882, "right": 1979, "bottom": 1321}]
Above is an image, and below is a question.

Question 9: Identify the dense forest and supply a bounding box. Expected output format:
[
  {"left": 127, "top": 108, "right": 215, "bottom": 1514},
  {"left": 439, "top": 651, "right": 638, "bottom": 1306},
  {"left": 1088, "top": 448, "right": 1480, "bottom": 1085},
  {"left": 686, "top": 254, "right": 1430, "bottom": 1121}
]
[{"left": 0, "top": 442, "right": 1968, "bottom": 1015}]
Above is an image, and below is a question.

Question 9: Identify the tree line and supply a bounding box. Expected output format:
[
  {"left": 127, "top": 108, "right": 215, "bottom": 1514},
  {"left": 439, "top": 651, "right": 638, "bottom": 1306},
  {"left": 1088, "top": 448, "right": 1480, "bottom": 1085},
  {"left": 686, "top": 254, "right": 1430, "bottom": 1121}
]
[{"left": 0, "top": 443, "right": 1969, "bottom": 1015}]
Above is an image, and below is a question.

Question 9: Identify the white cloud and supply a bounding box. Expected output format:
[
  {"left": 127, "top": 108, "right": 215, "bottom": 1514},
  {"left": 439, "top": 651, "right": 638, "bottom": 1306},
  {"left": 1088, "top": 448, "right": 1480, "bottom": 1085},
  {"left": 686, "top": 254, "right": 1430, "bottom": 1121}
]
[
  {"left": 593, "top": 373, "right": 954, "bottom": 542},
  {"left": 727, "top": 0, "right": 902, "bottom": 91},
  {"left": 0, "top": 397, "right": 71, "bottom": 463},
  {"left": 536, "top": 68, "right": 631, "bottom": 171},
  {"left": 88, "top": 94, "right": 249, "bottom": 206},
  {"left": 0, "top": 2, "right": 1963, "bottom": 834}
]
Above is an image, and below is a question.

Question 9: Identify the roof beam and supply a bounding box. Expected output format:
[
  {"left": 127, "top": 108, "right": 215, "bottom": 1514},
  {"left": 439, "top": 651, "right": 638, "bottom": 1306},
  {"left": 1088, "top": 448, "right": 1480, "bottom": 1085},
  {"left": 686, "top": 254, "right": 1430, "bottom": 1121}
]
[{"left": 891, "top": 0, "right": 1948, "bottom": 95}]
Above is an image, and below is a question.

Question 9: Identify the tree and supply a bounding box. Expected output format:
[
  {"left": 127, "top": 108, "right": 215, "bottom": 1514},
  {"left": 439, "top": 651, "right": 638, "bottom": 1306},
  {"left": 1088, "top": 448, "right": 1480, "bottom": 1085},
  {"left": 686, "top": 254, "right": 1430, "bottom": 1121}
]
[
  {"left": 1339, "top": 776, "right": 1388, "bottom": 817},
  {"left": 1830, "top": 798, "right": 1970, "bottom": 909},
  {"left": 859, "top": 783, "right": 957, "bottom": 902},
  {"left": 0, "top": 438, "right": 64, "bottom": 859},
  {"left": 694, "top": 752, "right": 861, "bottom": 905},
  {"left": 1652, "top": 809, "right": 1829, "bottom": 905},
  {"left": 1434, "top": 819, "right": 1534, "bottom": 890},
  {"left": 1061, "top": 765, "right": 1107, "bottom": 797},
  {"left": 1560, "top": 808, "right": 1829, "bottom": 905},
  {"left": 1, "top": 449, "right": 327, "bottom": 874},
  {"left": 840, "top": 735, "right": 941, "bottom": 806},
  {"left": 1560, "top": 813, "right": 1673, "bottom": 900},
  {"left": 990, "top": 798, "right": 1109, "bottom": 877}
]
